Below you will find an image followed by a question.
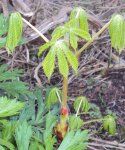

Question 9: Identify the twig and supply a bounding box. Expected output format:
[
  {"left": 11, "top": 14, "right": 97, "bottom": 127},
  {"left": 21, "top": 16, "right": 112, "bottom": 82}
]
[
  {"left": 89, "top": 142, "right": 125, "bottom": 150},
  {"left": 34, "top": 62, "right": 43, "bottom": 87},
  {"left": 90, "top": 137, "right": 125, "bottom": 148},
  {"left": 22, "top": 17, "right": 50, "bottom": 86},
  {"left": 22, "top": 18, "right": 49, "bottom": 43}
]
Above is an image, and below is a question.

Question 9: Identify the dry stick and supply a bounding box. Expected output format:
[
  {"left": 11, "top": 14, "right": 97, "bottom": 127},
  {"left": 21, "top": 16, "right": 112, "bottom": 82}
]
[
  {"left": 90, "top": 137, "right": 125, "bottom": 148},
  {"left": 22, "top": 18, "right": 49, "bottom": 43},
  {"left": 89, "top": 143, "right": 125, "bottom": 150},
  {"left": 22, "top": 17, "right": 49, "bottom": 86}
]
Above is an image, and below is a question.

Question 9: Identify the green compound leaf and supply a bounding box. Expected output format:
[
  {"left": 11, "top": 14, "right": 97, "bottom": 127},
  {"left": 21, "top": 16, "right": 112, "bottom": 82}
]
[
  {"left": 42, "top": 46, "right": 56, "bottom": 79},
  {"left": 74, "top": 96, "right": 90, "bottom": 113},
  {"left": 46, "top": 87, "right": 61, "bottom": 108},
  {"left": 58, "top": 130, "right": 89, "bottom": 150},
  {"left": 109, "top": 14, "right": 125, "bottom": 54},
  {"left": 38, "top": 41, "right": 53, "bottom": 56},
  {"left": 0, "top": 97, "right": 25, "bottom": 117},
  {"left": 103, "top": 115, "right": 116, "bottom": 135},
  {"left": 70, "top": 7, "right": 89, "bottom": 32},
  {"left": 6, "top": 12, "right": 22, "bottom": 54},
  {"left": 69, "top": 115, "right": 83, "bottom": 130},
  {"left": 41, "top": 40, "right": 78, "bottom": 79}
]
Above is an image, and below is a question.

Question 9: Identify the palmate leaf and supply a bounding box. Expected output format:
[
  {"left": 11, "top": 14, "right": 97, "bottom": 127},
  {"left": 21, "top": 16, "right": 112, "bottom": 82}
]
[
  {"left": 6, "top": 12, "right": 22, "bottom": 54},
  {"left": 0, "top": 97, "right": 24, "bottom": 117},
  {"left": 42, "top": 46, "right": 56, "bottom": 79},
  {"left": 40, "top": 40, "right": 78, "bottom": 79},
  {"left": 70, "top": 7, "right": 89, "bottom": 32},
  {"left": 109, "top": 14, "right": 125, "bottom": 54},
  {"left": 103, "top": 115, "right": 116, "bottom": 135},
  {"left": 58, "top": 130, "right": 89, "bottom": 150},
  {"left": 15, "top": 121, "right": 32, "bottom": 150}
]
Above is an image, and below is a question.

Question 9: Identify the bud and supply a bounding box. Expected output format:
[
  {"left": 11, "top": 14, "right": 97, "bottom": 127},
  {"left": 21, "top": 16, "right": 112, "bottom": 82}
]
[
  {"left": 109, "top": 14, "right": 125, "bottom": 54},
  {"left": 60, "top": 106, "right": 69, "bottom": 116}
]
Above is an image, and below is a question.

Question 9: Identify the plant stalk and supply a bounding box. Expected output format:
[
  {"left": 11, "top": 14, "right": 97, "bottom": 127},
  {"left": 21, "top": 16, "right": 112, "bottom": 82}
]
[
  {"left": 62, "top": 77, "right": 68, "bottom": 107},
  {"left": 77, "top": 21, "right": 111, "bottom": 57},
  {"left": 83, "top": 118, "right": 104, "bottom": 125}
]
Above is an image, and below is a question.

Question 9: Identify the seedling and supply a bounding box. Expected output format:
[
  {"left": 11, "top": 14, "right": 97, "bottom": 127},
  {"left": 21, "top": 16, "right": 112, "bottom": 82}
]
[{"left": 37, "top": 7, "right": 122, "bottom": 139}]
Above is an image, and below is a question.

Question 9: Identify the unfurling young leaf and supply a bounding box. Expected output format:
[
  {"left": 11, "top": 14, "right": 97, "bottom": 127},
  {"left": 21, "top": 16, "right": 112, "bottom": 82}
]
[
  {"left": 74, "top": 96, "right": 90, "bottom": 113},
  {"left": 109, "top": 14, "right": 125, "bottom": 54},
  {"left": 46, "top": 87, "right": 61, "bottom": 108},
  {"left": 6, "top": 12, "right": 22, "bottom": 54},
  {"left": 70, "top": 7, "right": 89, "bottom": 32},
  {"left": 103, "top": 115, "right": 116, "bottom": 135},
  {"left": 69, "top": 115, "right": 83, "bottom": 130}
]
